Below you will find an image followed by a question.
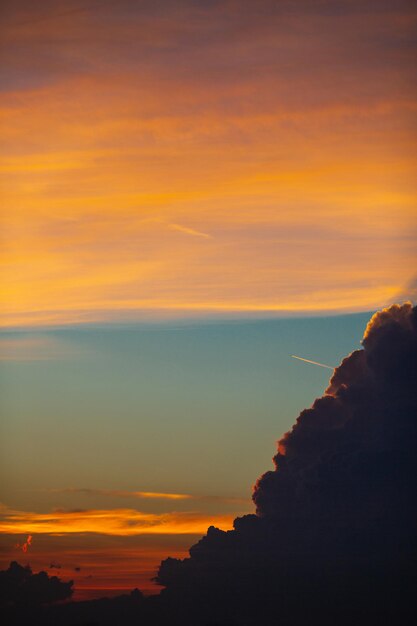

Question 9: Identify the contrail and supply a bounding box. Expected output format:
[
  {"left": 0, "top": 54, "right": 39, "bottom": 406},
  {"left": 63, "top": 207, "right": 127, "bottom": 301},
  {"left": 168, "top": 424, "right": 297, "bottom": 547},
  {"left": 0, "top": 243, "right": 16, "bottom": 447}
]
[
  {"left": 168, "top": 223, "right": 212, "bottom": 239},
  {"left": 291, "top": 355, "right": 334, "bottom": 370}
]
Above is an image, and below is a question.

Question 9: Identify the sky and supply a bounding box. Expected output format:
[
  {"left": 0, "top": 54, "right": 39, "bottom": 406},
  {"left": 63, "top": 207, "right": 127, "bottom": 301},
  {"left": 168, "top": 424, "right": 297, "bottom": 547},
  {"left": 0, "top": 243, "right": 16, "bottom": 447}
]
[
  {"left": 1, "top": 313, "right": 371, "bottom": 597},
  {"left": 0, "top": 0, "right": 416, "bottom": 602},
  {"left": 1, "top": 0, "right": 416, "bottom": 327}
]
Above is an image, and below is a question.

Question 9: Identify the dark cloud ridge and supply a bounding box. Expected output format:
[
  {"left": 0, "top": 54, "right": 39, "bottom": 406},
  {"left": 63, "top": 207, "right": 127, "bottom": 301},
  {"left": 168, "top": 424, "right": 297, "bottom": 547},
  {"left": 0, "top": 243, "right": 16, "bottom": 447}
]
[
  {"left": 0, "top": 561, "right": 73, "bottom": 608},
  {"left": 156, "top": 303, "right": 417, "bottom": 625}
]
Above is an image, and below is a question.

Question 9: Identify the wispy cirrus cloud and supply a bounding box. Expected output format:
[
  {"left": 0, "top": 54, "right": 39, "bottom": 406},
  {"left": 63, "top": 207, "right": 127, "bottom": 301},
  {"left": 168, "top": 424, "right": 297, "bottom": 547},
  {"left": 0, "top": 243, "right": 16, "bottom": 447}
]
[{"left": 1, "top": 0, "right": 415, "bottom": 327}]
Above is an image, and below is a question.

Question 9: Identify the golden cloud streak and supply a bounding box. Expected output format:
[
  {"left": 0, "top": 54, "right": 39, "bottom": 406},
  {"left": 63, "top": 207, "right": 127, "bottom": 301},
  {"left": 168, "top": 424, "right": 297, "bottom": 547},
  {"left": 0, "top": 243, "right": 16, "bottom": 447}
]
[
  {"left": 0, "top": 284, "right": 403, "bottom": 329},
  {"left": 0, "top": 506, "right": 236, "bottom": 537},
  {"left": 46, "top": 487, "right": 249, "bottom": 505},
  {"left": 48, "top": 488, "right": 191, "bottom": 500}
]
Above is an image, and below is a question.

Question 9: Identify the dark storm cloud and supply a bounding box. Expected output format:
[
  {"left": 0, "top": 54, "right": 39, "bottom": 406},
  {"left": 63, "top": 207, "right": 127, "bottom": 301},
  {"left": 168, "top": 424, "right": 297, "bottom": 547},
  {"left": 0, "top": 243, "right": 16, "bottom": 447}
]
[
  {"left": 156, "top": 303, "right": 417, "bottom": 625},
  {"left": 253, "top": 303, "right": 417, "bottom": 519}
]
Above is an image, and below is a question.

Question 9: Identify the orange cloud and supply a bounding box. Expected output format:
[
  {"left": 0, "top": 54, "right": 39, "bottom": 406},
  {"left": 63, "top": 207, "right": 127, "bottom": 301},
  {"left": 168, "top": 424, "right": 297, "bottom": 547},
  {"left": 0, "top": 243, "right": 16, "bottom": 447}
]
[
  {"left": 47, "top": 488, "right": 192, "bottom": 501},
  {"left": 0, "top": 3, "right": 416, "bottom": 327},
  {"left": 15, "top": 534, "right": 32, "bottom": 553},
  {"left": 46, "top": 487, "right": 249, "bottom": 505},
  {"left": 0, "top": 506, "right": 236, "bottom": 536}
]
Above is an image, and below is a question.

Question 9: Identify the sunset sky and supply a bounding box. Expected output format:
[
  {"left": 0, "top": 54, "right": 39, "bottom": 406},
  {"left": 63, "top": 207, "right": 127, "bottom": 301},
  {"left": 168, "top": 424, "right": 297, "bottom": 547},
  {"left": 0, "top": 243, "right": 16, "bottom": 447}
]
[{"left": 1, "top": 0, "right": 416, "bottom": 600}]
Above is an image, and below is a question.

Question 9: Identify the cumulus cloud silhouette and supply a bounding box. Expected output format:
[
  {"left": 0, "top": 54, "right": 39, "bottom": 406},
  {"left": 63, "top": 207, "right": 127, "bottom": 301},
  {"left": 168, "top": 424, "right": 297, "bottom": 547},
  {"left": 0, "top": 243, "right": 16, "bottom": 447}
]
[
  {"left": 0, "top": 561, "right": 73, "bottom": 609},
  {"left": 156, "top": 303, "right": 417, "bottom": 626}
]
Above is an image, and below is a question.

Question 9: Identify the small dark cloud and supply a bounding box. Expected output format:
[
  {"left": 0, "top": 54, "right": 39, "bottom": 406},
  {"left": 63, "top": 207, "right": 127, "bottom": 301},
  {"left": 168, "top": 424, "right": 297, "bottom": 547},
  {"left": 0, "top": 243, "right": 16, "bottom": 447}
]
[{"left": 0, "top": 561, "right": 73, "bottom": 608}]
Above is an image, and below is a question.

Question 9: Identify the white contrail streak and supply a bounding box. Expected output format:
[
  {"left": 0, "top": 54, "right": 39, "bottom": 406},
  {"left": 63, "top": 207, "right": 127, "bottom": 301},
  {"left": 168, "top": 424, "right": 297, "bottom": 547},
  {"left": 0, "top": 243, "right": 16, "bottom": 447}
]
[
  {"left": 291, "top": 355, "right": 334, "bottom": 370},
  {"left": 168, "top": 223, "right": 212, "bottom": 239}
]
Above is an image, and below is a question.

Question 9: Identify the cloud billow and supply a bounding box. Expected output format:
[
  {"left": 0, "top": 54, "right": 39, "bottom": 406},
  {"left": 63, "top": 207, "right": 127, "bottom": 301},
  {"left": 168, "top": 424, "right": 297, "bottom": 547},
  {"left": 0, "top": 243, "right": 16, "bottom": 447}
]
[
  {"left": 156, "top": 303, "right": 417, "bottom": 625},
  {"left": 0, "top": 561, "right": 73, "bottom": 609}
]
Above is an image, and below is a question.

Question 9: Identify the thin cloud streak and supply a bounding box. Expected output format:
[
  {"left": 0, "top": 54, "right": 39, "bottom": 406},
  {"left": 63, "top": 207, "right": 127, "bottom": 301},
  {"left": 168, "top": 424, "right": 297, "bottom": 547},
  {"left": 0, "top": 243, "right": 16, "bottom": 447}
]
[
  {"left": 0, "top": 283, "right": 402, "bottom": 328},
  {"left": 168, "top": 223, "right": 212, "bottom": 239},
  {"left": 46, "top": 487, "right": 249, "bottom": 505}
]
